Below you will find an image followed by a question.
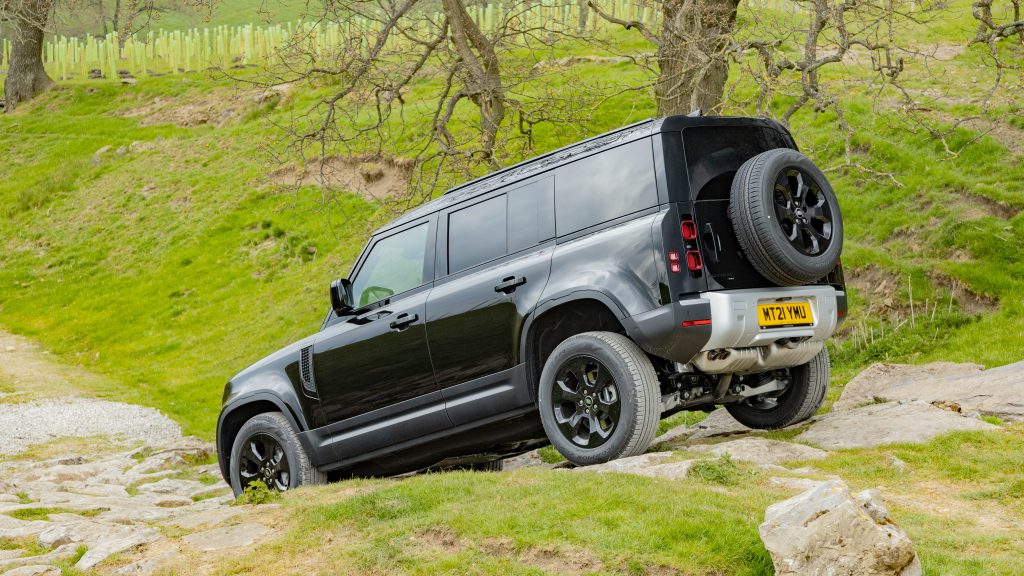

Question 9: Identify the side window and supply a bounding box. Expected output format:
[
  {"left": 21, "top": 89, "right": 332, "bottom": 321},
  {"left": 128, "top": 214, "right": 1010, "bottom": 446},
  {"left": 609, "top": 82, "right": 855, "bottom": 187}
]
[
  {"left": 351, "top": 223, "right": 430, "bottom": 307},
  {"left": 448, "top": 195, "right": 507, "bottom": 273},
  {"left": 554, "top": 138, "right": 658, "bottom": 236},
  {"left": 508, "top": 177, "right": 555, "bottom": 253}
]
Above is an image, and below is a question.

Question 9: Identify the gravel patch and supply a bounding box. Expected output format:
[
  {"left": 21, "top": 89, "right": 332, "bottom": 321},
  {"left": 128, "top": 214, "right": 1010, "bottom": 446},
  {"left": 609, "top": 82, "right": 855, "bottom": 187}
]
[{"left": 0, "top": 398, "right": 182, "bottom": 455}]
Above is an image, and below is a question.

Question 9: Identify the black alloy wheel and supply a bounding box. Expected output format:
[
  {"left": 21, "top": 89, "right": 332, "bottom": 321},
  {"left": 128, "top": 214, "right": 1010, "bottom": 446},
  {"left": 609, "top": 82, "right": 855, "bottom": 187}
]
[
  {"left": 772, "top": 168, "right": 834, "bottom": 256},
  {"left": 238, "top": 432, "right": 291, "bottom": 492},
  {"left": 551, "top": 355, "right": 621, "bottom": 448}
]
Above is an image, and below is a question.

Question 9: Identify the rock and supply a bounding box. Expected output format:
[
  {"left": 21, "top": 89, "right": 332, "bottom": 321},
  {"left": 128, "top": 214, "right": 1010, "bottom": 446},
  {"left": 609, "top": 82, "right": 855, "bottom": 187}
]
[
  {"left": 136, "top": 478, "right": 206, "bottom": 496},
  {"left": 768, "top": 477, "right": 828, "bottom": 491},
  {"left": 37, "top": 525, "right": 72, "bottom": 548},
  {"left": 796, "top": 400, "right": 997, "bottom": 449},
  {"left": 114, "top": 550, "right": 183, "bottom": 575},
  {"left": 685, "top": 408, "right": 751, "bottom": 440},
  {"left": 885, "top": 455, "right": 909, "bottom": 473},
  {"left": 690, "top": 438, "right": 828, "bottom": 466},
  {"left": 0, "top": 494, "right": 19, "bottom": 503},
  {"left": 835, "top": 360, "right": 1024, "bottom": 422},
  {"left": 152, "top": 496, "right": 193, "bottom": 508},
  {"left": 502, "top": 450, "right": 551, "bottom": 471},
  {"left": 651, "top": 423, "right": 692, "bottom": 445},
  {"left": 576, "top": 452, "right": 695, "bottom": 480},
  {"left": 165, "top": 506, "right": 244, "bottom": 531},
  {"left": 74, "top": 527, "right": 159, "bottom": 570},
  {"left": 1, "top": 566, "right": 60, "bottom": 576},
  {"left": 0, "top": 544, "right": 79, "bottom": 571},
  {"left": 760, "top": 479, "right": 922, "bottom": 576},
  {"left": 0, "top": 549, "right": 26, "bottom": 561},
  {"left": 92, "top": 145, "right": 113, "bottom": 165},
  {"left": 182, "top": 522, "right": 272, "bottom": 552}
]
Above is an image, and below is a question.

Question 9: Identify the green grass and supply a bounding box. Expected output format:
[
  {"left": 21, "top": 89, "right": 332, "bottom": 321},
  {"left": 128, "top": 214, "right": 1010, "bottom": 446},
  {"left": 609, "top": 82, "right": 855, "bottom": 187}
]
[
  {"left": 0, "top": 535, "right": 52, "bottom": 557},
  {"left": 213, "top": 469, "right": 779, "bottom": 575},
  {"left": 6, "top": 507, "right": 107, "bottom": 521},
  {"left": 202, "top": 426, "right": 1024, "bottom": 575}
]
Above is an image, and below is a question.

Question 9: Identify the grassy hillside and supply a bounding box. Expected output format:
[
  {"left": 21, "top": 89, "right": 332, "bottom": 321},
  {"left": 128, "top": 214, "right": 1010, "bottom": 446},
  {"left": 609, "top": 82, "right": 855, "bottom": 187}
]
[{"left": 1, "top": 2, "right": 1022, "bottom": 445}]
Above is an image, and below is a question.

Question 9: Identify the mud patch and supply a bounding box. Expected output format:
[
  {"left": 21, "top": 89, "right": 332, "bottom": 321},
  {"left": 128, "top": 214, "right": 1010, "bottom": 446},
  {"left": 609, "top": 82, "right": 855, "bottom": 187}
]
[
  {"left": 116, "top": 88, "right": 263, "bottom": 128},
  {"left": 480, "top": 537, "right": 602, "bottom": 575},
  {"left": 952, "top": 188, "right": 1020, "bottom": 220},
  {"left": 927, "top": 270, "right": 999, "bottom": 315},
  {"left": 844, "top": 265, "right": 997, "bottom": 321},
  {"left": 269, "top": 154, "right": 412, "bottom": 200},
  {"left": 960, "top": 118, "right": 1024, "bottom": 156}
]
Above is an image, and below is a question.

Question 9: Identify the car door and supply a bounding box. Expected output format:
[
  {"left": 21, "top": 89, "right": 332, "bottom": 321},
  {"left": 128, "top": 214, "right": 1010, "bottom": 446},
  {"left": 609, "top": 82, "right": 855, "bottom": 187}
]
[
  {"left": 312, "top": 217, "right": 448, "bottom": 461},
  {"left": 425, "top": 177, "right": 555, "bottom": 425}
]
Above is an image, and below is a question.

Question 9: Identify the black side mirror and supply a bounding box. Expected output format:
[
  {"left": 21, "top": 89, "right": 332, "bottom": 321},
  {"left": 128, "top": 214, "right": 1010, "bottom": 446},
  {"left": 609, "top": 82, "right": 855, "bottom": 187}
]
[{"left": 330, "top": 278, "right": 354, "bottom": 316}]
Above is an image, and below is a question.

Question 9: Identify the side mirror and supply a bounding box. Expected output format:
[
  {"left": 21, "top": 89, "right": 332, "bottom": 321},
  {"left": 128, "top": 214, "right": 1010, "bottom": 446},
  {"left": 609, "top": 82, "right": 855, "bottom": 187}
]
[{"left": 330, "top": 278, "right": 354, "bottom": 316}]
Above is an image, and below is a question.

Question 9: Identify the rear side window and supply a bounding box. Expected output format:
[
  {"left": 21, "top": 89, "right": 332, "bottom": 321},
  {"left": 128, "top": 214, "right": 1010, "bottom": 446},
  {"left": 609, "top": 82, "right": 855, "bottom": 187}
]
[
  {"left": 449, "top": 195, "right": 507, "bottom": 273},
  {"left": 508, "top": 177, "right": 555, "bottom": 253},
  {"left": 554, "top": 138, "right": 658, "bottom": 236}
]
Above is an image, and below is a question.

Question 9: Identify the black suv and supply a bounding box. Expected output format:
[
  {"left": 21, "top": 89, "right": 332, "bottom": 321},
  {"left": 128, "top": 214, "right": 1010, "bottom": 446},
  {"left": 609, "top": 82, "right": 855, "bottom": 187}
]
[{"left": 217, "top": 115, "right": 846, "bottom": 495}]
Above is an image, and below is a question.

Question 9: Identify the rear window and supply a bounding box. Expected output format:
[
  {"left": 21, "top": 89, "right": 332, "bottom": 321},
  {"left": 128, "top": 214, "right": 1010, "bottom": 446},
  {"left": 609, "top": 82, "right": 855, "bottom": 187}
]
[
  {"left": 554, "top": 139, "right": 658, "bottom": 236},
  {"left": 683, "top": 125, "right": 792, "bottom": 200}
]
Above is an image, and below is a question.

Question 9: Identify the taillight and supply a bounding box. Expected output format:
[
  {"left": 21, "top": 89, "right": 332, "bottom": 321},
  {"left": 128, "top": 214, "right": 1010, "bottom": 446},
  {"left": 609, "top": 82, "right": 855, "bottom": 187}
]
[
  {"left": 681, "top": 220, "right": 697, "bottom": 241},
  {"left": 686, "top": 250, "right": 703, "bottom": 271},
  {"left": 681, "top": 319, "right": 712, "bottom": 327},
  {"left": 668, "top": 251, "right": 682, "bottom": 273}
]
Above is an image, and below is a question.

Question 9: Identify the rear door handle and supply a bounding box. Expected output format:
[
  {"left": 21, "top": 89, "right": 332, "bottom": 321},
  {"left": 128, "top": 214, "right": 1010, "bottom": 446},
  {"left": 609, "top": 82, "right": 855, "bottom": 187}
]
[
  {"left": 703, "top": 223, "right": 720, "bottom": 264},
  {"left": 388, "top": 313, "right": 418, "bottom": 331},
  {"left": 494, "top": 276, "right": 527, "bottom": 294}
]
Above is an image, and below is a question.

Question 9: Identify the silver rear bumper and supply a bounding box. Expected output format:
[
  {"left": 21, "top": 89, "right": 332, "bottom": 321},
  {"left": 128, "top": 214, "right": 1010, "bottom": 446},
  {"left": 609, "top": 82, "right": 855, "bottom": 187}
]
[{"left": 692, "top": 286, "right": 841, "bottom": 374}]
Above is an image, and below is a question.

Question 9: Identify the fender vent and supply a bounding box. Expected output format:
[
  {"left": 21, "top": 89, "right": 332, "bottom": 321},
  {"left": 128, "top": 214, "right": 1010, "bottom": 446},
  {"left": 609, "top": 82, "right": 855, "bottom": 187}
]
[{"left": 299, "top": 346, "right": 317, "bottom": 394}]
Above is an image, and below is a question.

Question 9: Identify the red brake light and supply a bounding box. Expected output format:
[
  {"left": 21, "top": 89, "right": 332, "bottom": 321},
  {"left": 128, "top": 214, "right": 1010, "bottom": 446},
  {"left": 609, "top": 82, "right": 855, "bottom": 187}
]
[
  {"left": 682, "top": 319, "right": 712, "bottom": 327},
  {"left": 681, "top": 220, "right": 698, "bottom": 241},
  {"left": 686, "top": 250, "right": 703, "bottom": 271}
]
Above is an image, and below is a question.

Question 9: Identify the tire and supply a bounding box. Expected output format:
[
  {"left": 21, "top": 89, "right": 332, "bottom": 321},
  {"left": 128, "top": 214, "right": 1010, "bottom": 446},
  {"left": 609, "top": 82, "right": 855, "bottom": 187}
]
[
  {"left": 229, "top": 412, "right": 326, "bottom": 497},
  {"left": 538, "top": 332, "right": 660, "bottom": 466},
  {"left": 725, "top": 346, "right": 830, "bottom": 429},
  {"left": 730, "top": 148, "right": 843, "bottom": 286}
]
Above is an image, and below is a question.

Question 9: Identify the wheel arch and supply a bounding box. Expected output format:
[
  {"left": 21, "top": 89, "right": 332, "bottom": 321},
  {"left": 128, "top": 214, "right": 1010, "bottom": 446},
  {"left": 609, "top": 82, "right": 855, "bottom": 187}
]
[
  {"left": 216, "top": 393, "right": 307, "bottom": 484},
  {"left": 521, "top": 292, "right": 635, "bottom": 401}
]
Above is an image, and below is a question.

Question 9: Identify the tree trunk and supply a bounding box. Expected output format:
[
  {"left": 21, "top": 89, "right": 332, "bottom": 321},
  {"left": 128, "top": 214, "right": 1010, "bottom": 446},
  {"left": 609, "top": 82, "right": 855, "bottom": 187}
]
[
  {"left": 656, "top": 0, "right": 739, "bottom": 116},
  {"left": 441, "top": 0, "right": 506, "bottom": 167},
  {"left": 4, "top": 1, "right": 54, "bottom": 111}
]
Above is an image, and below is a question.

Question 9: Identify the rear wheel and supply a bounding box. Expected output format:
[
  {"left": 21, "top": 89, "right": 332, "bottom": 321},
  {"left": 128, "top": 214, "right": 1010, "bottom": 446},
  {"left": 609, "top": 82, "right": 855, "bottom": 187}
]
[
  {"left": 725, "top": 347, "right": 830, "bottom": 429},
  {"left": 538, "top": 332, "right": 660, "bottom": 466},
  {"left": 229, "top": 412, "right": 326, "bottom": 497}
]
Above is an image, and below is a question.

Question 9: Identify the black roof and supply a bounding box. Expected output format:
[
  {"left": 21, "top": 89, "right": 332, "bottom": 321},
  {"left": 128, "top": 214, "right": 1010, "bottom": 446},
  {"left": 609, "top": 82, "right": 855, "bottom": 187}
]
[{"left": 376, "top": 114, "right": 784, "bottom": 233}]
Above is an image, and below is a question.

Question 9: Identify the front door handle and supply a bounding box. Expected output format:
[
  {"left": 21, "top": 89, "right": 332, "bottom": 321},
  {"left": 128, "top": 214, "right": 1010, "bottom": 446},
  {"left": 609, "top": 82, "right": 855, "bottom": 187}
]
[
  {"left": 388, "top": 313, "right": 418, "bottom": 331},
  {"left": 494, "top": 276, "right": 527, "bottom": 294}
]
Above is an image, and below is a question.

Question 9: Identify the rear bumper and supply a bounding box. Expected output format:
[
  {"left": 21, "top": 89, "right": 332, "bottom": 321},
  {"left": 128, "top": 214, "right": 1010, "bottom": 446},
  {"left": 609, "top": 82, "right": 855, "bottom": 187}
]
[
  {"left": 627, "top": 285, "right": 843, "bottom": 370},
  {"left": 702, "top": 286, "right": 841, "bottom": 350}
]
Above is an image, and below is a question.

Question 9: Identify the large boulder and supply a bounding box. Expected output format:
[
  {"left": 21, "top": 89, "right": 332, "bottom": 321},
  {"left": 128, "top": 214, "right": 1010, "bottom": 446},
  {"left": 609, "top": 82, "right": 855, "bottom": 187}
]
[
  {"left": 796, "top": 400, "right": 997, "bottom": 450},
  {"left": 835, "top": 361, "right": 1024, "bottom": 422},
  {"left": 760, "top": 480, "right": 922, "bottom": 576}
]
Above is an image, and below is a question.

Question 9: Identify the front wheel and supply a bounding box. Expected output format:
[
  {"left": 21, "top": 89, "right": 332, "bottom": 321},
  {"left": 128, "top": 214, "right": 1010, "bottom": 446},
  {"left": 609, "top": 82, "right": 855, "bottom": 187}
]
[
  {"left": 725, "top": 346, "right": 830, "bottom": 429},
  {"left": 229, "top": 412, "right": 326, "bottom": 497},
  {"left": 538, "top": 332, "right": 660, "bottom": 467}
]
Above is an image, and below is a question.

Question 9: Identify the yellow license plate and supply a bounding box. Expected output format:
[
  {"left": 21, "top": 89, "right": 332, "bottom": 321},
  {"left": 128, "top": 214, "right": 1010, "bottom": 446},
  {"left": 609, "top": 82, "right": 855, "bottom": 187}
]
[{"left": 758, "top": 302, "right": 814, "bottom": 328}]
